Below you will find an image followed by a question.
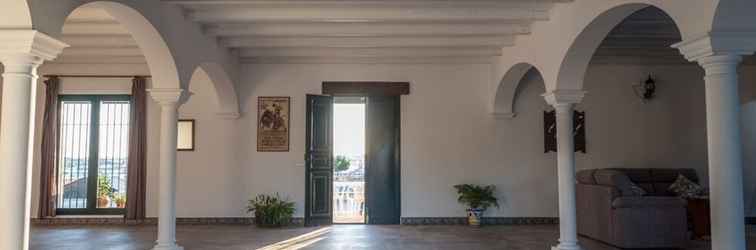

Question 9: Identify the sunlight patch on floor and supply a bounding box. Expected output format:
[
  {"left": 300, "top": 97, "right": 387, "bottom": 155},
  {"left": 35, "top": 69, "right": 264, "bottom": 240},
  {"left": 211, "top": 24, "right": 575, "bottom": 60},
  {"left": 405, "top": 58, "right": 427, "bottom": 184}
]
[{"left": 256, "top": 227, "right": 330, "bottom": 250}]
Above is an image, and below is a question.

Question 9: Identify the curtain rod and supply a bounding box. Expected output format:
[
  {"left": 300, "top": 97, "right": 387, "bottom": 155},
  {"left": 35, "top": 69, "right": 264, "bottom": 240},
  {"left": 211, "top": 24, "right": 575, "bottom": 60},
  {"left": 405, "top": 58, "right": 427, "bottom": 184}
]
[{"left": 43, "top": 75, "right": 151, "bottom": 78}]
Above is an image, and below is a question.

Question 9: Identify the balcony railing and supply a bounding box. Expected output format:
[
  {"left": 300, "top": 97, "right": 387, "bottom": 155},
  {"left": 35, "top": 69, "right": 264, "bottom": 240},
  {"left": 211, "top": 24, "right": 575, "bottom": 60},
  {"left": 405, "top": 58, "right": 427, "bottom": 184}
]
[{"left": 333, "top": 181, "right": 364, "bottom": 222}]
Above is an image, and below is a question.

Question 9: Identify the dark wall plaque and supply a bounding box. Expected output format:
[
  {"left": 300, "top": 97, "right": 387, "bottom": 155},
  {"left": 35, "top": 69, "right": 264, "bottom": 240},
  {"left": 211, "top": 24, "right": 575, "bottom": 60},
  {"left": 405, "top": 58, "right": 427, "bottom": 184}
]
[{"left": 544, "top": 110, "right": 586, "bottom": 153}]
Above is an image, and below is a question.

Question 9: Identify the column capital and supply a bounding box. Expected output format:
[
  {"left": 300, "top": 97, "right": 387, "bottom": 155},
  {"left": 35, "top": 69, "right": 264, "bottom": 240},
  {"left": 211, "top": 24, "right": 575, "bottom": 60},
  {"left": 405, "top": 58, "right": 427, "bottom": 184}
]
[
  {"left": 542, "top": 90, "right": 585, "bottom": 107},
  {"left": 0, "top": 29, "right": 68, "bottom": 64},
  {"left": 148, "top": 88, "right": 184, "bottom": 106},
  {"left": 672, "top": 31, "right": 756, "bottom": 63}
]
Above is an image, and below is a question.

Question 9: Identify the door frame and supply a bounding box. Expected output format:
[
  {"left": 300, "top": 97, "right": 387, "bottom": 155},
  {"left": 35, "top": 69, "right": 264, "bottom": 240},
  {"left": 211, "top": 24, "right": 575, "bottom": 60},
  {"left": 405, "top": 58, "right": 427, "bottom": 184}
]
[{"left": 317, "top": 81, "right": 408, "bottom": 225}]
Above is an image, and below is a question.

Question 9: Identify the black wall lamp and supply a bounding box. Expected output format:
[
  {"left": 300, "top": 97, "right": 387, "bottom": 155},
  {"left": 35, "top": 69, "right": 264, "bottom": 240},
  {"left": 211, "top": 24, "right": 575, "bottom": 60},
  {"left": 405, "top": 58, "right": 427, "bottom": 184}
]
[{"left": 633, "top": 74, "right": 656, "bottom": 102}]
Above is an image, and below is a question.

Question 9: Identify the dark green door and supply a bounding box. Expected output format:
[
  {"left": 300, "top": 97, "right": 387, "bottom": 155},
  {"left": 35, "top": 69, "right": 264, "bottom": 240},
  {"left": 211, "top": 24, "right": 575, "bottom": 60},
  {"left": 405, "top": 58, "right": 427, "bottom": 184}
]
[
  {"left": 365, "top": 96, "right": 401, "bottom": 224},
  {"left": 305, "top": 94, "right": 334, "bottom": 226}
]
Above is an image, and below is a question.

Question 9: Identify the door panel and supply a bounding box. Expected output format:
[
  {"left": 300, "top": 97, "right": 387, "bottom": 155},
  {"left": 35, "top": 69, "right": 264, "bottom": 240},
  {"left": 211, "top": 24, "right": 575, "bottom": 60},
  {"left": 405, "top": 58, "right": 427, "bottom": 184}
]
[
  {"left": 365, "top": 96, "right": 401, "bottom": 224},
  {"left": 305, "top": 94, "right": 334, "bottom": 226}
]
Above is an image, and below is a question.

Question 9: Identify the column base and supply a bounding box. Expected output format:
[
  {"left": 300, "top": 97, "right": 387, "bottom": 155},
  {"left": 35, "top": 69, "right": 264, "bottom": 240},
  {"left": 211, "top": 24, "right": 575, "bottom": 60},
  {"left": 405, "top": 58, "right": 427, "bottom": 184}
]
[
  {"left": 551, "top": 243, "right": 582, "bottom": 250},
  {"left": 152, "top": 244, "right": 184, "bottom": 250}
]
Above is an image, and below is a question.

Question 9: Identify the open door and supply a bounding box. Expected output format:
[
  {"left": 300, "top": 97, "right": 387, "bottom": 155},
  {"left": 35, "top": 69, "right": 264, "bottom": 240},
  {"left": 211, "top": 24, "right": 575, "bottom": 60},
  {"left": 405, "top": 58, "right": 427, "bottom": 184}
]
[
  {"left": 365, "top": 95, "right": 401, "bottom": 224},
  {"left": 305, "top": 94, "right": 334, "bottom": 226}
]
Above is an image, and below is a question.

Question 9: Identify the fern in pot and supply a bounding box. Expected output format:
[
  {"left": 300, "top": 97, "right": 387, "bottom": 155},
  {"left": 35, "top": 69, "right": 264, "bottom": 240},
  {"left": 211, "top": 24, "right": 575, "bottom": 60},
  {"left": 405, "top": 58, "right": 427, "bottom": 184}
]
[
  {"left": 247, "top": 194, "right": 295, "bottom": 227},
  {"left": 453, "top": 184, "right": 499, "bottom": 227}
]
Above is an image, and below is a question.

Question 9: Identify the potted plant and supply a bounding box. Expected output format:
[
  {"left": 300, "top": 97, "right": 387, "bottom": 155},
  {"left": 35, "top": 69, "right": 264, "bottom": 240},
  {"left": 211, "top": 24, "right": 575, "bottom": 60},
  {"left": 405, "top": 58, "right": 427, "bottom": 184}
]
[
  {"left": 453, "top": 184, "right": 499, "bottom": 227},
  {"left": 97, "top": 176, "right": 114, "bottom": 208},
  {"left": 114, "top": 194, "right": 127, "bottom": 208},
  {"left": 246, "top": 193, "right": 295, "bottom": 227},
  {"left": 335, "top": 155, "right": 351, "bottom": 172}
]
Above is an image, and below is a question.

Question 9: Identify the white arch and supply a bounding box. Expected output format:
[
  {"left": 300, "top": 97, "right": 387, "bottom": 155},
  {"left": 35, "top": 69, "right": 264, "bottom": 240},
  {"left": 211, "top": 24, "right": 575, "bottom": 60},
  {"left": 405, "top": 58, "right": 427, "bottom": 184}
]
[
  {"left": 554, "top": 3, "right": 660, "bottom": 91},
  {"left": 193, "top": 63, "right": 240, "bottom": 119},
  {"left": 712, "top": 0, "right": 756, "bottom": 34},
  {"left": 0, "top": 0, "right": 32, "bottom": 29},
  {"left": 23, "top": 0, "right": 238, "bottom": 92},
  {"left": 493, "top": 62, "right": 543, "bottom": 117},
  {"left": 80, "top": 2, "right": 180, "bottom": 90}
]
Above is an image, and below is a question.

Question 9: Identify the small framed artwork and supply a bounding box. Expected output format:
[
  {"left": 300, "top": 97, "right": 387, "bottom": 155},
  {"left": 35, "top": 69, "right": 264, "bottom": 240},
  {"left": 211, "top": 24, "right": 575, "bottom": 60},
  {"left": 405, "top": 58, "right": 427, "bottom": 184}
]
[
  {"left": 544, "top": 110, "right": 586, "bottom": 153},
  {"left": 177, "top": 119, "right": 195, "bottom": 151},
  {"left": 257, "top": 96, "right": 291, "bottom": 152}
]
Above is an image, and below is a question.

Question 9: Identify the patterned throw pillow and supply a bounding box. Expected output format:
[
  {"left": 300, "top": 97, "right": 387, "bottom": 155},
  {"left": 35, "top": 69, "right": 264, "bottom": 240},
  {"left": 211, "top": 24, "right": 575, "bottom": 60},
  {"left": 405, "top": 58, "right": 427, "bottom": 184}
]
[
  {"left": 626, "top": 181, "right": 647, "bottom": 196},
  {"left": 668, "top": 174, "right": 704, "bottom": 198}
]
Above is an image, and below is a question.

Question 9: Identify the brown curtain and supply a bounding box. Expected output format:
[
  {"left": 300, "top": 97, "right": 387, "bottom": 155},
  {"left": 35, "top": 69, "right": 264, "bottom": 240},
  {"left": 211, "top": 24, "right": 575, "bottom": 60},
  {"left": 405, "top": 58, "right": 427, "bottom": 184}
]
[
  {"left": 38, "top": 76, "right": 60, "bottom": 218},
  {"left": 126, "top": 76, "right": 147, "bottom": 220}
]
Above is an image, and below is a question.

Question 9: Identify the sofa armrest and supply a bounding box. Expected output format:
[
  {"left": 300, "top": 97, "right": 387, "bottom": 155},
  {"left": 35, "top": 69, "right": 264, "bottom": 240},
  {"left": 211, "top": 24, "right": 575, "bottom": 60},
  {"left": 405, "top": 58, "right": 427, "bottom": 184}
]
[
  {"left": 611, "top": 196, "right": 687, "bottom": 209},
  {"left": 576, "top": 184, "right": 619, "bottom": 242}
]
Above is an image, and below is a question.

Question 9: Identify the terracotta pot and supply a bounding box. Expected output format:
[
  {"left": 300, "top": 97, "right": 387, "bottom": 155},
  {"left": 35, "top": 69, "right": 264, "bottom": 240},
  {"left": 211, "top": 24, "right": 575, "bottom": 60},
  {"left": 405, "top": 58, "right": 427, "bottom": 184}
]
[
  {"left": 467, "top": 208, "right": 485, "bottom": 227},
  {"left": 97, "top": 196, "right": 110, "bottom": 208}
]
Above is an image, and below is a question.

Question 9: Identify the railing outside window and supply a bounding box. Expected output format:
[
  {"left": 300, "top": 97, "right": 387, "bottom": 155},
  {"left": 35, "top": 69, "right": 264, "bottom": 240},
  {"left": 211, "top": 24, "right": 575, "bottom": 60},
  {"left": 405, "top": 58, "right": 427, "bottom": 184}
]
[{"left": 57, "top": 95, "right": 130, "bottom": 214}]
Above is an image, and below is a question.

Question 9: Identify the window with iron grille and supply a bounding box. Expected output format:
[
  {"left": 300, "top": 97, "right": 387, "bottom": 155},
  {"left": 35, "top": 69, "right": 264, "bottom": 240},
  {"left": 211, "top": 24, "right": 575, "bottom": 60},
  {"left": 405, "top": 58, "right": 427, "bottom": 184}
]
[{"left": 57, "top": 95, "right": 130, "bottom": 215}]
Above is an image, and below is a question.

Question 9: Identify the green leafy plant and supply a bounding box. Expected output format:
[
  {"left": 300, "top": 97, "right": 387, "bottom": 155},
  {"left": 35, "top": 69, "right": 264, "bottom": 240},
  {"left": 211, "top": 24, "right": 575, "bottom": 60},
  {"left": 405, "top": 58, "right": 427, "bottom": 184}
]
[
  {"left": 334, "top": 155, "right": 351, "bottom": 172},
  {"left": 114, "top": 193, "right": 127, "bottom": 208},
  {"left": 453, "top": 184, "right": 499, "bottom": 210},
  {"left": 247, "top": 194, "right": 295, "bottom": 227},
  {"left": 97, "top": 176, "right": 114, "bottom": 199}
]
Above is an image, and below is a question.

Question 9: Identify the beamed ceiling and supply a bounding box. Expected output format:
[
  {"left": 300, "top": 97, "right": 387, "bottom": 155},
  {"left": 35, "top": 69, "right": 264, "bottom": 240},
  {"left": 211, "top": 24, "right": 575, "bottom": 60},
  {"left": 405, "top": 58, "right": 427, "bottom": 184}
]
[{"left": 55, "top": 1, "right": 733, "bottom": 66}]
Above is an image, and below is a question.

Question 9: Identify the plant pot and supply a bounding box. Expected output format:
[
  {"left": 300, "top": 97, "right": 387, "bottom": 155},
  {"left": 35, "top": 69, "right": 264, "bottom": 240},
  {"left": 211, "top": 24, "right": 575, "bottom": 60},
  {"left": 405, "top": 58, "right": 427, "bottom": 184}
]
[
  {"left": 116, "top": 201, "right": 126, "bottom": 208},
  {"left": 467, "top": 208, "right": 485, "bottom": 227},
  {"left": 97, "top": 196, "right": 110, "bottom": 208}
]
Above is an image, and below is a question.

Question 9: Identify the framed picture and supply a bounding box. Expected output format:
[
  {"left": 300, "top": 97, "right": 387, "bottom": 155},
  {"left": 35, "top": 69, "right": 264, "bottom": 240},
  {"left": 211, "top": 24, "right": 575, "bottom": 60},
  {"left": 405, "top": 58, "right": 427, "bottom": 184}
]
[
  {"left": 177, "top": 119, "right": 195, "bottom": 151},
  {"left": 544, "top": 110, "right": 586, "bottom": 153},
  {"left": 257, "top": 96, "right": 291, "bottom": 152}
]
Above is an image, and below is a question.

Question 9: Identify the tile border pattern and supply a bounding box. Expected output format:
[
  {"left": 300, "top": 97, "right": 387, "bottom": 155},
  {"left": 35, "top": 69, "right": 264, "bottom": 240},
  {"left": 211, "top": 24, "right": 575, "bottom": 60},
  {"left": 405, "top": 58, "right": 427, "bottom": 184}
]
[
  {"left": 31, "top": 217, "right": 556, "bottom": 226},
  {"left": 31, "top": 217, "right": 305, "bottom": 226},
  {"left": 400, "top": 217, "right": 559, "bottom": 225},
  {"left": 34, "top": 216, "right": 754, "bottom": 226}
]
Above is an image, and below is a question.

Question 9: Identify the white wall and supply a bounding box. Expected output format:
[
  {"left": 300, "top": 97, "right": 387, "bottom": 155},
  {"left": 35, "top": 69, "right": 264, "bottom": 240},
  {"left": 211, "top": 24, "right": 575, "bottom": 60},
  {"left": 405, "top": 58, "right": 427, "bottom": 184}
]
[
  {"left": 4, "top": 60, "right": 755, "bottom": 219},
  {"left": 233, "top": 62, "right": 732, "bottom": 218},
  {"left": 23, "top": 63, "right": 242, "bottom": 218}
]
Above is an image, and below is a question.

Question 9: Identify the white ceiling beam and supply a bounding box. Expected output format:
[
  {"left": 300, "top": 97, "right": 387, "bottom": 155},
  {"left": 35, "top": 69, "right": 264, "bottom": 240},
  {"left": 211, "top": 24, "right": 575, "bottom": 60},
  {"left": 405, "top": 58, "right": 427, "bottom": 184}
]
[
  {"left": 239, "top": 56, "right": 494, "bottom": 64},
  {"left": 205, "top": 22, "right": 529, "bottom": 37},
  {"left": 220, "top": 36, "right": 514, "bottom": 48},
  {"left": 60, "top": 35, "right": 138, "bottom": 48},
  {"left": 166, "top": 0, "right": 559, "bottom": 7},
  {"left": 51, "top": 56, "right": 147, "bottom": 64},
  {"left": 65, "top": 7, "right": 115, "bottom": 22},
  {"left": 187, "top": 6, "right": 550, "bottom": 23},
  {"left": 62, "top": 22, "right": 130, "bottom": 35},
  {"left": 239, "top": 47, "right": 501, "bottom": 58},
  {"left": 61, "top": 47, "right": 144, "bottom": 57}
]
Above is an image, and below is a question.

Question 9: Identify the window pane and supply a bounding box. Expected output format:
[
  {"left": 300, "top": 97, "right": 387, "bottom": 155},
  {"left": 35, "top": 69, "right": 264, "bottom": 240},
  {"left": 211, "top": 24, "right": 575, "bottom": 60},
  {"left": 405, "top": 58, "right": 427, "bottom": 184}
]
[
  {"left": 97, "top": 100, "right": 130, "bottom": 208},
  {"left": 58, "top": 101, "right": 92, "bottom": 209}
]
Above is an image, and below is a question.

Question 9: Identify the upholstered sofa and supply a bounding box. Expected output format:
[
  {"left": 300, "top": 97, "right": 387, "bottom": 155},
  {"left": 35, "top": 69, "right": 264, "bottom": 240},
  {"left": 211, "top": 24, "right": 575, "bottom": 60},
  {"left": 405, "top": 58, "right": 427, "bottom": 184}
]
[{"left": 576, "top": 168, "right": 694, "bottom": 249}]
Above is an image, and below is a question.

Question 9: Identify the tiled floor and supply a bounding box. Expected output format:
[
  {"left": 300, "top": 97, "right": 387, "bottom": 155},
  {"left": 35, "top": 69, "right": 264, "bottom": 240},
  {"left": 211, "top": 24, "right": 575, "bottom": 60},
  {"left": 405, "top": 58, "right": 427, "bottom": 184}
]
[{"left": 30, "top": 224, "right": 756, "bottom": 250}]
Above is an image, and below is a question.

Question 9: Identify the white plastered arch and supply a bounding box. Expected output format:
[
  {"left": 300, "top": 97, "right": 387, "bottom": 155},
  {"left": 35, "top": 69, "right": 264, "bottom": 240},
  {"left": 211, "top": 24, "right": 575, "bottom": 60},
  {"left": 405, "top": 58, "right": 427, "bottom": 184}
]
[
  {"left": 22, "top": 0, "right": 239, "bottom": 109},
  {"left": 0, "top": 0, "right": 33, "bottom": 29},
  {"left": 193, "top": 63, "right": 241, "bottom": 119},
  {"left": 492, "top": 0, "right": 719, "bottom": 101},
  {"left": 492, "top": 62, "right": 543, "bottom": 117}
]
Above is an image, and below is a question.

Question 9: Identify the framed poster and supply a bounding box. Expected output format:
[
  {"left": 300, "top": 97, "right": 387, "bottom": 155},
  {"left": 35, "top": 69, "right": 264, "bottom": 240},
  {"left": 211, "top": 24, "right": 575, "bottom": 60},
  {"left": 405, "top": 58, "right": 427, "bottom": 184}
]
[
  {"left": 544, "top": 110, "right": 586, "bottom": 153},
  {"left": 257, "top": 96, "right": 290, "bottom": 152}
]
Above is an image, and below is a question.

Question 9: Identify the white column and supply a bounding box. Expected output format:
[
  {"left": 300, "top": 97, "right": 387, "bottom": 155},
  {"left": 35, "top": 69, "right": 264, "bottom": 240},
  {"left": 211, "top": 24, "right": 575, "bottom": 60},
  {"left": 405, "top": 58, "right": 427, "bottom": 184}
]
[
  {"left": 698, "top": 54, "right": 746, "bottom": 250},
  {"left": 544, "top": 90, "right": 585, "bottom": 250},
  {"left": 0, "top": 31, "right": 67, "bottom": 250},
  {"left": 149, "top": 89, "right": 184, "bottom": 250}
]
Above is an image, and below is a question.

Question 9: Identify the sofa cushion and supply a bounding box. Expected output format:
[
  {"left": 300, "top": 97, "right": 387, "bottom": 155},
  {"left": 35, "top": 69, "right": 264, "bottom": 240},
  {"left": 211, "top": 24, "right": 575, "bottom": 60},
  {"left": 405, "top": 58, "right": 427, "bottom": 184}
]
[
  {"left": 668, "top": 174, "right": 704, "bottom": 198},
  {"left": 651, "top": 168, "right": 698, "bottom": 184},
  {"left": 594, "top": 170, "right": 647, "bottom": 196}
]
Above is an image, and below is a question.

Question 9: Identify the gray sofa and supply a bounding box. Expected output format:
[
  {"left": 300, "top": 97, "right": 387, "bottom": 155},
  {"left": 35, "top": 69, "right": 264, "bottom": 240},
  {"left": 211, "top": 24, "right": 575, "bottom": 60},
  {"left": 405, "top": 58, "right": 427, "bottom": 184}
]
[{"left": 576, "top": 168, "right": 694, "bottom": 249}]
